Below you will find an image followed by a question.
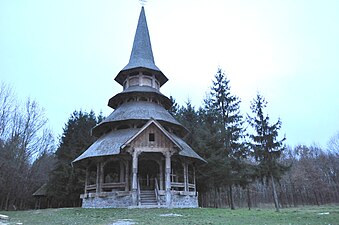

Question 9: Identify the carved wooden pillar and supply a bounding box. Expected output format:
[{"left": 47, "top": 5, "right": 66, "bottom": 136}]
[
  {"left": 120, "top": 161, "right": 124, "bottom": 183},
  {"left": 96, "top": 162, "right": 102, "bottom": 194},
  {"left": 164, "top": 151, "right": 172, "bottom": 206},
  {"left": 183, "top": 162, "right": 188, "bottom": 192},
  {"left": 159, "top": 159, "right": 164, "bottom": 190},
  {"left": 193, "top": 165, "right": 196, "bottom": 192},
  {"left": 131, "top": 150, "right": 139, "bottom": 205},
  {"left": 85, "top": 166, "right": 89, "bottom": 194},
  {"left": 100, "top": 162, "right": 104, "bottom": 188},
  {"left": 125, "top": 160, "right": 129, "bottom": 191}
]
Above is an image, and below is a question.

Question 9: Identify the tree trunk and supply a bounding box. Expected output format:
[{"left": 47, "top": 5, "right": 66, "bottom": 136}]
[
  {"left": 247, "top": 186, "right": 252, "bottom": 210},
  {"left": 214, "top": 187, "right": 218, "bottom": 208},
  {"left": 314, "top": 191, "right": 319, "bottom": 206},
  {"left": 229, "top": 185, "right": 235, "bottom": 210},
  {"left": 5, "top": 192, "right": 10, "bottom": 210},
  {"left": 270, "top": 174, "right": 280, "bottom": 212},
  {"left": 291, "top": 183, "right": 297, "bottom": 207}
]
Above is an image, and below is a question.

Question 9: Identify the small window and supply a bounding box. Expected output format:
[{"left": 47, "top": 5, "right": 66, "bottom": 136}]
[
  {"left": 139, "top": 97, "right": 148, "bottom": 102},
  {"left": 142, "top": 71, "right": 152, "bottom": 76},
  {"left": 149, "top": 133, "right": 155, "bottom": 142}
]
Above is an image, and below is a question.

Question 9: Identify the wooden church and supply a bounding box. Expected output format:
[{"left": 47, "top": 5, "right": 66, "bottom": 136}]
[{"left": 73, "top": 6, "right": 205, "bottom": 208}]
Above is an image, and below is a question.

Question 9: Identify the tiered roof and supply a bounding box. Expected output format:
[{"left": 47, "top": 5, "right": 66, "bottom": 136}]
[{"left": 73, "top": 7, "right": 204, "bottom": 164}]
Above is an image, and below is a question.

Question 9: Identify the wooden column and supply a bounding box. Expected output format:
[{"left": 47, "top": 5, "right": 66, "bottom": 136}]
[
  {"left": 85, "top": 166, "right": 89, "bottom": 194},
  {"left": 96, "top": 162, "right": 102, "bottom": 194},
  {"left": 164, "top": 151, "right": 172, "bottom": 206},
  {"left": 152, "top": 75, "right": 156, "bottom": 89},
  {"left": 132, "top": 150, "right": 139, "bottom": 205},
  {"left": 120, "top": 161, "right": 124, "bottom": 183},
  {"left": 125, "top": 160, "right": 129, "bottom": 191},
  {"left": 184, "top": 162, "right": 188, "bottom": 192},
  {"left": 159, "top": 159, "right": 164, "bottom": 190},
  {"left": 100, "top": 163, "right": 104, "bottom": 189},
  {"left": 193, "top": 166, "right": 196, "bottom": 192}
]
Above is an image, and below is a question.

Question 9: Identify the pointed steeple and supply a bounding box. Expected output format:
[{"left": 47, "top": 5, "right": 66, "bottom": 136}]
[
  {"left": 124, "top": 6, "right": 157, "bottom": 71},
  {"left": 115, "top": 6, "right": 168, "bottom": 87}
]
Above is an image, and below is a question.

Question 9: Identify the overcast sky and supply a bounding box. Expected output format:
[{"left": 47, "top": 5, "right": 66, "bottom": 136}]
[{"left": 1, "top": 0, "right": 338, "bottom": 148}]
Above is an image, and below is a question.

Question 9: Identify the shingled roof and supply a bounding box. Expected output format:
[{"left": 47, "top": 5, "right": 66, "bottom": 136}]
[
  {"left": 108, "top": 86, "right": 172, "bottom": 109},
  {"left": 73, "top": 128, "right": 139, "bottom": 163},
  {"left": 115, "top": 6, "right": 168, "bottom": 87},
  {"left": 73, "top": 120, "right": 205, "bottom": 163},
  {"left": 92, "top": 101, "right": 185, "bottom": 137},
  {"left": 106, "top": 101, "right": 178, "bottom": 123}
]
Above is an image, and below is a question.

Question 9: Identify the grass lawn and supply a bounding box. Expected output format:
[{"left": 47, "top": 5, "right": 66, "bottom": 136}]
[{"left": 1, "top": 205, "right": 338, "bottom": 225}]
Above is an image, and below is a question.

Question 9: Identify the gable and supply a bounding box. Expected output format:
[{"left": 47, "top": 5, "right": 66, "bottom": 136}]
[{"left": 130, "top": 123, "right": 177, "bottom": 149}]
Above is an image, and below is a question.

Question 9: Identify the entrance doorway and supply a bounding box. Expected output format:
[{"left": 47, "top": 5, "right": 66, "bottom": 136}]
[{"left": 138, "top": 160, "right": 159, "bottom": 190}]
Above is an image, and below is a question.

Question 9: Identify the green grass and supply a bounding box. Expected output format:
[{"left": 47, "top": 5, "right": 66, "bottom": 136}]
[{"left": 1, "top": 205, "right": 339, "bottom": 225}]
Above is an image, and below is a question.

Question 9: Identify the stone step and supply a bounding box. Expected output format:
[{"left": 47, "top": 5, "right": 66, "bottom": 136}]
[
  {"left": 141, "top": 195, "right": 156, "bottom": 198},
  {"left": 141, "top": 196, "right": 156, "bottom": 199},
  {"left": 140, "top": 190, "right": 158, "bottom": 206}
]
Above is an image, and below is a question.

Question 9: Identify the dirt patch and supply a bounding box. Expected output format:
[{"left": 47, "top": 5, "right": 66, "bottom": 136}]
[
  {"left": 109, "top": 219, "right": 137, "bottom": 225},
  {"left": 159, "top": 213, "right": 183, "bottom": 217}
]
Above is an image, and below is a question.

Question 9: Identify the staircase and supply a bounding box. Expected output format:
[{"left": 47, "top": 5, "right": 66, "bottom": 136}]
[{"left": 140, "top": 190, "right": 158, "bottom": 206}]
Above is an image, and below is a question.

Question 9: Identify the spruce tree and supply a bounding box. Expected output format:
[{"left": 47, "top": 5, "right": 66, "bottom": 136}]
[
  {"left": 203, "top": 67, "right": 247, "bottom": 209},
  {"left": 175, "top": 100, "right": 200, "bottom": 146},
  {"left": 169, "top": 96, "right": 179, "bottom": 116},
  {"left": 247, "top": 93, "right": 288, "bottom": 212},
  {"left": 47, "top": 110, "right": 98, "bottom": 207}
]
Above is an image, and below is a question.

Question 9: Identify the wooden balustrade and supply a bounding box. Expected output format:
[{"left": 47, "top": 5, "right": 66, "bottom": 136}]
[
  {"left": 86, "top": 182, "right": 126, "bottom": 193},
  {"left": 171, "top": 182, "right": 195, "bottom": 191}
]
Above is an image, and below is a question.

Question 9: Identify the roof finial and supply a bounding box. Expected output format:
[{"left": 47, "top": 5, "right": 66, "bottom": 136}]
[{"left": 139, "top": 0, "right": 147, "bottom": 6}]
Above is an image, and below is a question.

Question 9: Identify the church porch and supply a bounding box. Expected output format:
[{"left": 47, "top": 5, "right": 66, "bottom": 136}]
[{"left": 80, "top": 153, "right": 198, "bottom": 208}]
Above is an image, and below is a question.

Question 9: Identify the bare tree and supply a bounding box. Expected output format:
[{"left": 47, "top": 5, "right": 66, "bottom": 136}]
[
  {"left": 0, "top": 83, "right": 54, "bottom": 210},
  {"left": 328, "top": 131, "right": 339, "bottom": 153},
  {"left": 0, "top": 82, "right": 15, "bottom": 138}
]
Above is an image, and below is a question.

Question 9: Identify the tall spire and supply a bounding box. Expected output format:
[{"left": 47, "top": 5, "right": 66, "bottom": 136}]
[
  {"left": 123, "top": 6, "right": 158, "bottom": 71},
  {"left": 115, "top": 6, "right": 168, "bottom": 87}
]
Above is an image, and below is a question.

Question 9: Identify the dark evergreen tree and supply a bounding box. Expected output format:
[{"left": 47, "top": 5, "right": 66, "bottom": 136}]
[
  {"left": 202, "top": 67, "right": 248, "bottom": 209},
  {"left": 175, "top": 100, "right": 201, "bottom": 146},
  {"left": 47, "top": 110, "right": 99, "bottom": 207},
  {"left": 247, "top": 93, "right": 288, "bottom": 212},
  {"left": 169, "top": 96, "right": 179, "bottom": 116}
]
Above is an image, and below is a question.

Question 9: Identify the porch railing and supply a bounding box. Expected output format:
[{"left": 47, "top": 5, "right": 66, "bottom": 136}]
[
  {"left": 171, "top": 182, "right": 196, "bottom": 191},
  {"left": 85, "top": 184, "right": 96, "bottom": 193},
  {"left": 137, "top": 178, "right": 141, "bottom": 206},
  {"left": 85, "top": 182, "right": 126, "bottom": 193},
  {"left": 102, "top": 182, "right": 126, "bottom": 191},
  {"left": 154, "top": 177, "right": 160, "bottom": 205}
]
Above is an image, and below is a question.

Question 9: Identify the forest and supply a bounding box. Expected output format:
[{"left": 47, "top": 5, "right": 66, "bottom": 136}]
[{"left": 0, "top": 68, "right": 338, "bottom": 211}]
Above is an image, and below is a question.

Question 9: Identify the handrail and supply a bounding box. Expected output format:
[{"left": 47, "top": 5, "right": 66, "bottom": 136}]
[
  {"left": 154, "top": 177, "right": 160, "bottom": 205},
  {"left": 137, "top": 178, "right": 141, "bottom": 206}
]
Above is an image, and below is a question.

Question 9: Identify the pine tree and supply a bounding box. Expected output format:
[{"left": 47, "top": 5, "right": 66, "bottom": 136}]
[
  {"left": 169, "top": 96, "right": 179, "bottom": 116},
  {"left": 175, "top": 100, "right": 200, "bottom": 146},
  {"left": 47, "top": 110, "right": 98, "bottom": 207},
  {"left": 247, "top": 93, "right": 288, "bottom": 212},
  {"left": 203, "top": 67, "right": 247, "bottom": 209}
]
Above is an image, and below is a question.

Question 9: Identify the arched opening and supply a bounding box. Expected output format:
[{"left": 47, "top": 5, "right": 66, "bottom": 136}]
[
  {"left": 138, "top": 159, "right": 159, "bottom": 190},
  {"left": 88, "top": 165, "right": 97, "bottom": 185},
  {"left": 188, "top": 164, "right": 195, "bottom": 191},
  {"left": 171, "top": 161, "right": 185, "bottom": 191},
  {"left": 104, "top": 161, "right": 120, "bottom": 183},
  {"left": 139, "top": 97, "right": 148, "bottom": 102},
  {"left": 85, "top": 164, "right": 97, "bottom": 193},
  {"left": 127, "top": 97, "right": 135, "bottom": 102},
  {"left": 101, "top": 161, "right": 126, "bottom": 192}
]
